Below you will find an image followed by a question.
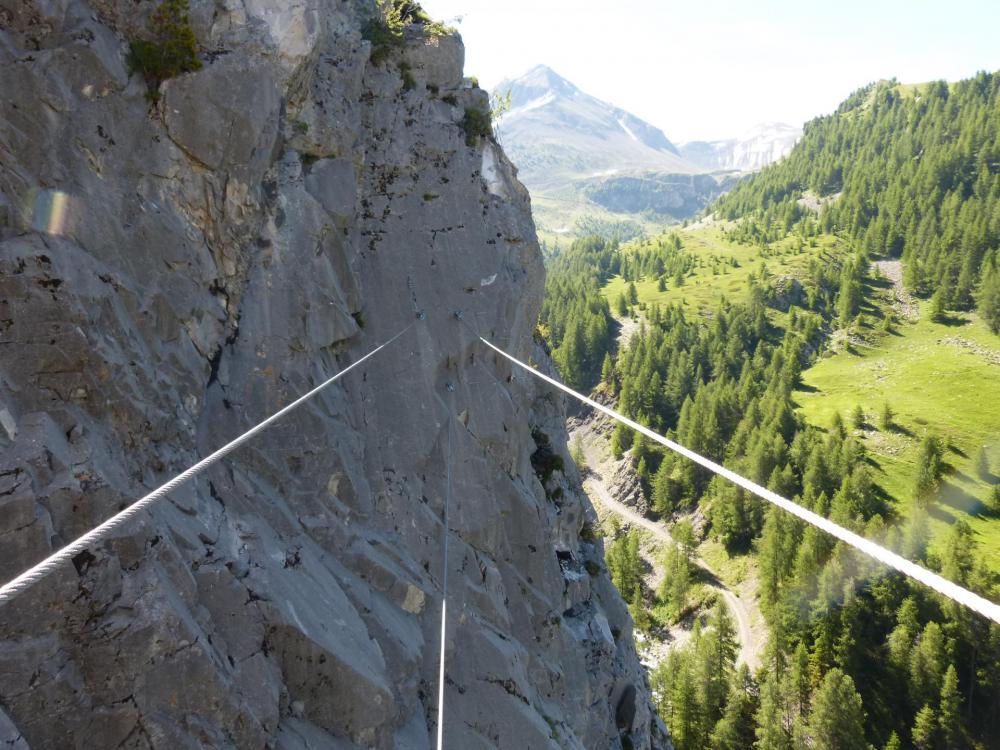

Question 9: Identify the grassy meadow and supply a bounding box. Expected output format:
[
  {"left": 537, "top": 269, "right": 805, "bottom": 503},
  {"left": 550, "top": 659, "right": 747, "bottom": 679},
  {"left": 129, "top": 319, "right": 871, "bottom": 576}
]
[
  {"left": 601, "top": 227, "right": 843, "bottom": 316},
  {"left": 796, "top": 297, "right": 1000, "bottom": 567}
]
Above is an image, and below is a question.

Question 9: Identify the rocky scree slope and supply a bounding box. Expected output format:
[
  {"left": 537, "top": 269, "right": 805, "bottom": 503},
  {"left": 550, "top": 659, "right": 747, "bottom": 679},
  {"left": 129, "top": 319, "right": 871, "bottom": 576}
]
[{"left": 0, "top": 1, "right": 669, "bottom": 748}]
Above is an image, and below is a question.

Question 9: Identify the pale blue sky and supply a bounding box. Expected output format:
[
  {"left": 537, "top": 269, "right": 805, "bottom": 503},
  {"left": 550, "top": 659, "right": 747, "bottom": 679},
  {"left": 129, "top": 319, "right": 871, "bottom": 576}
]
[{"left": 419, "top": 0, "right": 1000, "bottom": 142}]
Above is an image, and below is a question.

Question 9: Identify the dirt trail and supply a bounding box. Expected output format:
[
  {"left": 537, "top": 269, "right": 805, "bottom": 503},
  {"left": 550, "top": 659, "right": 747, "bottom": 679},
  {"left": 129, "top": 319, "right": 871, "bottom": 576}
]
[
  {"left": 572, "top": 425, "right": 764, "bottom": 671},
  {"left": 874, "top": 258, "right": 919, "bottom": 321}
]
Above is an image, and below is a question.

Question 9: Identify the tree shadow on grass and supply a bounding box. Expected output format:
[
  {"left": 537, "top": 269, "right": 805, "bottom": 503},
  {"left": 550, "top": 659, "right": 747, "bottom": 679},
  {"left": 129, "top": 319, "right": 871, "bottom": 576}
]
[
  {"left": 928, "top": 504, "right": 957, "bottom": 525},
  {"left": 948, "top": 468, "right": 974, "bottom": 484},
  {"left": 947, "top": 443, "right": 968, "bottom": 459},
  {"left": 872, "top": 483, "right": 892, "bottom": 504},
  {"left": 866, "top": 276, "right": 893, "bottom": 291},
  {"left": 938, "top": 479, "right": 986, "bottom": 517},
  {"left": 935, "top": 314, "right": 971, "bottom": 328},
  {"left": 887, "top": 423, "right": 915, "bottom": 438},
  {"left": 860, "top": 300, "right": 881, "bottom": 315},
  {"left": 693, "top": 564, "right": 724, "bottom": 589}
]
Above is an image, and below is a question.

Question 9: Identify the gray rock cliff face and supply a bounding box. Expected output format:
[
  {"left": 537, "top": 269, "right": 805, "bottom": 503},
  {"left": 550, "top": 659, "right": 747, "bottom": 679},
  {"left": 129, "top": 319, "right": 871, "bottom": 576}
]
[{"left": 0, "top": 2, "right": 669, "bottom": 748}]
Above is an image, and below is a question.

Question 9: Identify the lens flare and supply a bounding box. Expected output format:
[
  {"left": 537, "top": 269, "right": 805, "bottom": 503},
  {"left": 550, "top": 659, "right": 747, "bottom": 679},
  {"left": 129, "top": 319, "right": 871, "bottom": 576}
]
[{"left": 31, "top": 189, "right": 74, "bottom": 236}]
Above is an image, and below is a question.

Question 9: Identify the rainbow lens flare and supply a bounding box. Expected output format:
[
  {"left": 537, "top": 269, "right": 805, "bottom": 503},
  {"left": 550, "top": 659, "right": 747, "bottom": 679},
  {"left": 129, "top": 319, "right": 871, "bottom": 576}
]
[{"left": 30, "top": 189, "right": 73, "bottom": 236}]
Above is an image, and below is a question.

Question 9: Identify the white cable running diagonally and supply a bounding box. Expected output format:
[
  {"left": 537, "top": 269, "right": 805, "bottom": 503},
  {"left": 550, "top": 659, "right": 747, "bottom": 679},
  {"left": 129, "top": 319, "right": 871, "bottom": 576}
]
[
  {"left": 475, "top": 333, "right": 1000, "bottom": 626},
  {"left": 436, "top": 411, "right": 453, "bottom": 750},
  {"left": 0, "top": 322, "right": 416, "bottom": 607}
]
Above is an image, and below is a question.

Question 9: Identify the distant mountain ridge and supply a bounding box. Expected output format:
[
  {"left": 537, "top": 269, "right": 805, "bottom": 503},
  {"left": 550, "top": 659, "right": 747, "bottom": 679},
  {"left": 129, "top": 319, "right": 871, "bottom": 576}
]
[
  {"left": 679, "top": 123, "right": 802, "bottom": 172},
  {"left": 494, "top": 64, "right": 699, "bottom": 190},
  {"left": 492, "top": 65, "right": 798, "bottom": 238}
]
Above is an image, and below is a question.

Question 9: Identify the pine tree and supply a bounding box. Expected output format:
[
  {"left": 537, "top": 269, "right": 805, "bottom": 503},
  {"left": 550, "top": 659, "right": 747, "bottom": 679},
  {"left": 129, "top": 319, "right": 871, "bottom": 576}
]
[
  {"left": 627, "top": 281, "right": 639, "bottom": 305},
  {"left": 601, "top": 352, "right": 615, "bottom": 384},
  {"left": 880, "top": 402, "right": 894, "bottom": 431},
  {"left": 708, "top": 599, "right": 739, "bottom": 683},
  {"left": 930, "top": 287, "right": 947, "bottom": 322},
  {"left": 787, "top": 642, "right": 811, "bottom": 719},
  {"left": 570, "top": 435, "right": 586, "bottom": 468},
  {"left": 829, "top": 411, "right": 845, "bottom": 440},
  {"left": 806, "top": 668, "right": 867, "bottom": 750},
  {"left": 914, "top": 435, "right": 944, "bottom": 505},
  {"left": 636, "top": 456, "right": 649, "bottom": 486},
  {"left": 630, "top": 586, "right": 651, "bottom": 631},
  {"left": 909, "top": 621, "right": 947, "bottom": 709},
  {"left": 611, "top": 426, "right": 624, "bottom": 460},
  {"left": 883, "top": 731, "right": 901, "bottom": 750},
  {"left": 838, "top": 274, "right": 862, "bottom": 324},
  {"left": 616, "top": 292, "right": 629, "bottom": 317},
  {"left": 851, "top": 404, "right": 865, "bottom": 430},
  {"left": 611, "top": 422, "right": 633, "bottom": 460},
  {"left": 755, "top": 668, "right": 791, "bottom": 750},
  {"left": 652, "top": 459, "right": 678, "bottom": 515},
  {"left": 658, "top": 542, "right": 691, "bottom": 621},
  {"left": 938, "top": 664, "right": 962, "bottom": 748},
  {"left": 977, "top": 256, "right": 1000, "bottom": 334},
  {"left": 670, "top": 652, "right": 703, "bottom": 750},
  {"left": 709, "top": 665, "right": 757, "bottom": 750},
  {"left": 912, "top": 704, "right": 937, "bottom": 750},
  {"left": 607, "top": 530, "right": 642, "bottom": 601}
]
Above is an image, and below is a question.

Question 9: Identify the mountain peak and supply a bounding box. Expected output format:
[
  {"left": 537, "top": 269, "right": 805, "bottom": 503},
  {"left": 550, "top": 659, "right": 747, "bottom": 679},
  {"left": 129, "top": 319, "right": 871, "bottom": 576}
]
[
  {"left": 498, "top": 64, "right": 578, "bottom": 101},
  {"left": 493, "top": 66, "right": 689, "bottom": 167}
]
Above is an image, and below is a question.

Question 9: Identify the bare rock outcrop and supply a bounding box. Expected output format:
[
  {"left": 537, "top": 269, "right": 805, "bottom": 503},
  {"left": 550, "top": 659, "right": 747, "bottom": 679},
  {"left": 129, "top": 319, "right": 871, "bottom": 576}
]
[{"left": 0, "top": 1, "right": 668, "bottom": 748}]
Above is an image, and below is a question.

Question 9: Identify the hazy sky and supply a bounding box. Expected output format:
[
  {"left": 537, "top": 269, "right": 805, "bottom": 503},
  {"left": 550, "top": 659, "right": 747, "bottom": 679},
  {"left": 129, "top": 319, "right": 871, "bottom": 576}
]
[{"left": 419, "top": 0, "right": 1000, "bottom": 142}]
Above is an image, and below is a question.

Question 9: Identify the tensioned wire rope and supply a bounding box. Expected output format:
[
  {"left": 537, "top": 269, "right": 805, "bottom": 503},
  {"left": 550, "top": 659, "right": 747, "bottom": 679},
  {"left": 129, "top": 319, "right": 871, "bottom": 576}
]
[
  {"left": 436, "top": 404, "right": 454, "bottom": 750},
  {"left": 5, "top": 303, "right": 1000, "bottom": 743},
  {"left": 0, "top": 310, "right": 456, "bottom": 746},
  {"left": 0, "top": 320, "right": 417, "bottom": 606},
  {"left": 457, "top": 316, "right": 1000, "bottom": 625}
]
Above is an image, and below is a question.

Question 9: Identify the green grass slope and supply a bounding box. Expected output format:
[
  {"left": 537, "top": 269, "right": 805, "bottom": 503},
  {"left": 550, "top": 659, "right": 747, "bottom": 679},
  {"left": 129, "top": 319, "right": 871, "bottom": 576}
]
[
  {"left": 797, "top": 295, "right": 1000, "bottom": 567},
  {"left": 600, "top": 226, "right": 841, "bottom": 315}
]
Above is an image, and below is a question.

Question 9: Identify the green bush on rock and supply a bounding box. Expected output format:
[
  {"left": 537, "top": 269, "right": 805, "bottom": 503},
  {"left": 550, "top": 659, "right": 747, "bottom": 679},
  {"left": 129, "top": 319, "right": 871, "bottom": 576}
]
[{"left": 128, "top": 0, "right": 201, "bottom": 101}]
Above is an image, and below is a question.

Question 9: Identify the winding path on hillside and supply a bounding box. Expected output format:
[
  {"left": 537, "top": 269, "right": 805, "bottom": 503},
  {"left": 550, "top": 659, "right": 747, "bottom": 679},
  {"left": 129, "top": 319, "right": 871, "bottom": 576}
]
[{"left": 573, "top": 428, "right": 764, "bottom": 671}]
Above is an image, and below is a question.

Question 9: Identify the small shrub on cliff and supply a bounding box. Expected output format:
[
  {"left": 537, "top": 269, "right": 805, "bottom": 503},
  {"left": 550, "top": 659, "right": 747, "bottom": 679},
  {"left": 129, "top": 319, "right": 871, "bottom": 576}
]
[
  {"left": 398, "top": 61, "right": 416, "bottom": 90},
  {"left": 461, "top": 106, "right": 492, "bottom": 146},
  {"left": 530, "top": 428, "right": 565, "bottom": 488},
  {"left": 363, "top": 1, "right": 451, "bottom": 66},
  {"left": 361, "top": 6, "right": 404, "bottom": 66},
  {"left": 128, "top": 0, "right": 201, "bottom": 101}
]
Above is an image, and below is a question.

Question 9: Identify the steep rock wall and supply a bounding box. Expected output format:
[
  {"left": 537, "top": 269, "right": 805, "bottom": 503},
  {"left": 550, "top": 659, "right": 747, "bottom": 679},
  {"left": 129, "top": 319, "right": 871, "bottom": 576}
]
[{"left": 0, "top": 2, "right": 668, "bottom": 748}]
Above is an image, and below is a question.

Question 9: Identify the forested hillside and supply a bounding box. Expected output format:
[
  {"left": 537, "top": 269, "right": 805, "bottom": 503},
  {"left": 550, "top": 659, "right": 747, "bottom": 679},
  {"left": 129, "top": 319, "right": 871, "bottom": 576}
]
[
  {"left": 716, "top": 73, "right": 1000, "bottom": 331},
  {"left": 543, "top": 70, "right": 1000, "bottom": 750},
  {"left": 538, "top": 237, "right": 617, "bottom": 389}
]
